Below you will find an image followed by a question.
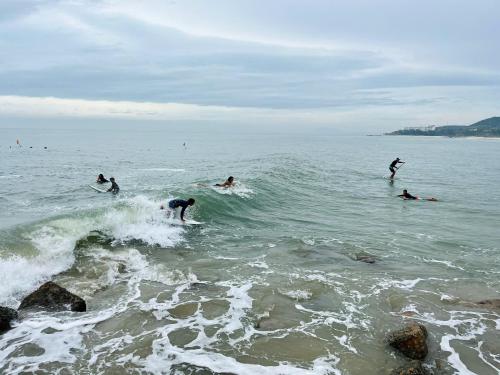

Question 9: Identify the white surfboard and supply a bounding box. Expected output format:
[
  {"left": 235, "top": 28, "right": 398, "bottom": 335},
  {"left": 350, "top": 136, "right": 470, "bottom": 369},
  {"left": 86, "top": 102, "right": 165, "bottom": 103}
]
[
  {"left": 89, "top": 185, "right": 108, "bottom": 193},
  {"left": 170, "top": 219, "right": 204, "bottom": 226}
]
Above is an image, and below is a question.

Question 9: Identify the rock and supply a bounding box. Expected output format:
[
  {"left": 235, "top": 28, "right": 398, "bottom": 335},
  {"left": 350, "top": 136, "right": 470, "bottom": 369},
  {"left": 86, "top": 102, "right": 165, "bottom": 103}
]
[
  {"left": 390, "top": 360, "right": 428, "bottom": 375},
  {"left": 386, "top": 322, "right": 428, "bottom": 360},
  {"left": 19, "top": 282, "right": 86, "bottom": 312},
  {"left": 0, "top": 306, "right": 18, "bottom": 334},
  {"left": 355, "top": 253, "right": 376, "bottom": 263},
  {"left": 117, "top": 263, "right": 127, "bottom": 274},
  {"left": 475, "top": 299, "right": 500, "bottom": 311}
]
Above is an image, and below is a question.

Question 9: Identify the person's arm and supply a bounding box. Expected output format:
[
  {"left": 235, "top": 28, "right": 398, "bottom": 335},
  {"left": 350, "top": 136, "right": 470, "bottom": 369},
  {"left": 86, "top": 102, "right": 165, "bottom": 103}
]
[
  {"left": 107, "top": 186, "right": 112, "bottom": 192},
  {"left": 397, "top": 194, "right": 404, "bottom": 197}
]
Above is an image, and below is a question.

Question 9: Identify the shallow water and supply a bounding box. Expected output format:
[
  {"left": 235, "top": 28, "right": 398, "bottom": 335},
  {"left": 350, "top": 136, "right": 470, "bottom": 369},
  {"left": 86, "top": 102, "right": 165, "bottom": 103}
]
[{"left": 0, "top": 123, "right": 499, "bottom": 374}]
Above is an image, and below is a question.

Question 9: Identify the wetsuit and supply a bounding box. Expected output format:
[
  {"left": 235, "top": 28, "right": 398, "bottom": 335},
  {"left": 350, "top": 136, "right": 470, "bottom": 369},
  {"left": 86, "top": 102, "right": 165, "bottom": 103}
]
[
  {"left": 107, "top": 181, "right": 120, "bottom": 194},
  {"left": 168, "top": 199, "right": 190, "bottom": 220},
  {"left": 389, "top": 159, "right": 401, "bottom": 173},
  {"left": 399, "top": 192, "right": 417, "bottom": 200}
]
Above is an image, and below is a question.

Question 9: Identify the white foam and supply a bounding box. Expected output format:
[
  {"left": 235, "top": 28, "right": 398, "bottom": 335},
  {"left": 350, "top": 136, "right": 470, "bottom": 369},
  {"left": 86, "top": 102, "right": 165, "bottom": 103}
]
[
  {"left": 106, "top": 195, "right": 185, "bottom": 247},
  {"left": 279, "top": 289, "right": 312, "bottom": 301},
  {"left": 0, "top": 218, "right": 93, "bottom": 306},
  {"left": 210, "top": 183, "right": 254, "bottom": 198},
  {"left": 0, "top": 195, "right": 186, "bottom": 305}
]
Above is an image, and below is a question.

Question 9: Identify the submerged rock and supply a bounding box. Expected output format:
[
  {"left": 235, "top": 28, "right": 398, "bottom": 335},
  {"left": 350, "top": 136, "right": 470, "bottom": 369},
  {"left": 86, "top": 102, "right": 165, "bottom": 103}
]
[
  {"left": 390, "top": 360, "right": 428, "bottom": 375},
  {"left": 386, "top": 322, "right": 428, "bottom": 360},
  {"left": 0, "top": 306, "right": 18, "bottom": 334},
  {"left": 19, "top": 282, "right": 86, "bottom": 312},
  {"left": 355, "top": 254, "right": 377, "bottom": 264},
  {"left": 117, "top": 263, "right": 127, "bottom": 274},
  {"left": 475, "top": 299, "right": 500, "bottom": 311}
]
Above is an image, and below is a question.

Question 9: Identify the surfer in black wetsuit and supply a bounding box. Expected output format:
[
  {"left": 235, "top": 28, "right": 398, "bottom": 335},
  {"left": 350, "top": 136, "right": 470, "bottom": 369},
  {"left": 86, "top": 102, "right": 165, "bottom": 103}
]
[
  {"left": 96, "top": 174, "right": 109, "bottom": 184},
  {"left": 398, "top": 189, "right": 438, "bottom": 201},
  {"left": 398, "top": 189, "right": 417, "bottom": 200},
  {"left": 389, "top": 158, "right": 405, "bottom": 179},
  {"left": 215, "top": 176, "right": 235, "bottom": 188},
  {"left": 107, "top": 177, "right": 120, "bottom": 194},
  {"left": 161, "top": 198, "right": 195, "bottom": 221}
]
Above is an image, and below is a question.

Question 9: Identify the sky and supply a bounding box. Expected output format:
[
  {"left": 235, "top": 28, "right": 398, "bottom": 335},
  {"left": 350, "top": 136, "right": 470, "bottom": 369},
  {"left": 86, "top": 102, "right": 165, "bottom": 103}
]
[{"left": 0, "top": 0, "right": 499, "bottom": 132}]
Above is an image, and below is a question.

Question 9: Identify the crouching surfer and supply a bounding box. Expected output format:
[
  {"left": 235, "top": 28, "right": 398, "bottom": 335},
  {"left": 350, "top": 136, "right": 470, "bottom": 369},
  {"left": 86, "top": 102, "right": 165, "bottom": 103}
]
[{"left": 161, "top": 198, "right": 195, "bottom": 222}]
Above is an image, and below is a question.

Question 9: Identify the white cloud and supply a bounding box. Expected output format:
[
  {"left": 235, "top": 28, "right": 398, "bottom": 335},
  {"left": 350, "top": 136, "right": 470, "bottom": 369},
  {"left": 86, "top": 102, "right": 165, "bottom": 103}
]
[{"left": 0, "top": 0, "right": 499, "bottom": 130}]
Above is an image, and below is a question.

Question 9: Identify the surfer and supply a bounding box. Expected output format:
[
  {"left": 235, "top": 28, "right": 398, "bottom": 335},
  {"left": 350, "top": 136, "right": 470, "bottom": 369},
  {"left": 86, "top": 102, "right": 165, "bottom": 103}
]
[
  {"left": 398, "top": 189, "right": 438, "bottom": 201},
  {"left": 161, "top": 198, "right": 195, "bottom": 222},
  {"left": 107, "top": 177, "right": 120, "bottom": 194},
  {"left": 96, "top": 174, "right": 109, "bottom": 184},
  {"left": 215, "top": 176, "right": 235, "bottom": 188},
  {"left": 389, "top": 158, "right": 405, "bottom": 179}
]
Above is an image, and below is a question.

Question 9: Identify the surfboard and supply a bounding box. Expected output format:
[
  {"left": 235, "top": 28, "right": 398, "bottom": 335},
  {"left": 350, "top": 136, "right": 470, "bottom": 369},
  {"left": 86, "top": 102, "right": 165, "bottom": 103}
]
[
  {"left": 89, "top": 185, "right": 108, "bottom": 193},
  {"left": 170, "top": 219, "right": 204, "bottom": 226}
]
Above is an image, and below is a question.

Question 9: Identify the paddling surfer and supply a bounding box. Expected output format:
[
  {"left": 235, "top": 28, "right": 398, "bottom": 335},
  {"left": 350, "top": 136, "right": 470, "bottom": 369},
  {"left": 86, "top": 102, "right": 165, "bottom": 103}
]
[
  {"left": 398, "top": 189, "right": 437, "bottom": 201},
  {"left": 161, "top": 198, "right": 195, "bottom": 222},
  {"left": 215, "top": 176, "right": 235, "bottom": 188},
  {"left": 389, "top": 158, "right": 405, "bottom": 179}
]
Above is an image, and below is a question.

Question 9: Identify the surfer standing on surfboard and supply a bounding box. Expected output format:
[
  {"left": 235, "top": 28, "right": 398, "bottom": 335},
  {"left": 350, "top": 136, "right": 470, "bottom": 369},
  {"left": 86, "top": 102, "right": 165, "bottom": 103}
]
[
  {"left": 398, "top": 189, "right": 438, "bottom": 201},
  {"left": 161, "top": 198, "right": 195, "bottom": 222},
  {"left": 389, "top": 158, "right": 405, "bottom": 179},
  {"left": 107, "top": 177, "right": 120, "bottom": 194}
]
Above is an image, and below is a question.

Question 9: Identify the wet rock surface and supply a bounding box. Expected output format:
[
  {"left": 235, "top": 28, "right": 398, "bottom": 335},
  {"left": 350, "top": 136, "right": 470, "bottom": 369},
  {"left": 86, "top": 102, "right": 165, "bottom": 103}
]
[
  {"left": 0, "top": 306, "right": 18, "bottom": 334},
  {"left": 475, "top": 299, "right": 500, "bottom": 311},
  {"left": 390, "top": 360, "right": 428, "bottom": 375},
  {"left": 386, "top": 322, "right": 428, "bottom": 360},
  {"left": 19, "top": 281, "right": 86, "bottom": 312}
]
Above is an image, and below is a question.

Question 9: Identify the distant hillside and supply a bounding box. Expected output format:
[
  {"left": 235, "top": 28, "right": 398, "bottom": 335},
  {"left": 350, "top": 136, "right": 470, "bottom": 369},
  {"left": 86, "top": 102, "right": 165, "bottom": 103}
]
[{"left": 387, "top": 117, "right": 500, "bottom": 137}]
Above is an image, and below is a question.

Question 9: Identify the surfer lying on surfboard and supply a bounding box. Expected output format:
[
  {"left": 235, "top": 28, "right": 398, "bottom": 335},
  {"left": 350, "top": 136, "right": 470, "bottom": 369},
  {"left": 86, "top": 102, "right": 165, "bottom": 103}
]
[
  {"left": 161, "top": 198, "right": 195, "bottom": 222},
  {"left": 398, "top": 189, "right": 437, "bottom": 201},
  {"left": 96, "top": 174, "right": 109, "bottom": 184},
  {"left": 215, "top": 176, "right": 235, "bottom": 188}
]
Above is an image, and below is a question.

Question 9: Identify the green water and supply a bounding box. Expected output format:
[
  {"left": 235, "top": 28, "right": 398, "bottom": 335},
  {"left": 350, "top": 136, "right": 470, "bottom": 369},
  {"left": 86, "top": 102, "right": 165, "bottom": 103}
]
[{"left": 0, "top": 123, "right": 499, "bottom": 374}]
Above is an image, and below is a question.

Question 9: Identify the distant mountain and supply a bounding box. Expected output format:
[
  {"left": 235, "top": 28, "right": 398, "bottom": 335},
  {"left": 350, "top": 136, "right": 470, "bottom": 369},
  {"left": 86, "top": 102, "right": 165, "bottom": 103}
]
[{"left": 386, "top": 117, "right": 500, "bottom": 137}]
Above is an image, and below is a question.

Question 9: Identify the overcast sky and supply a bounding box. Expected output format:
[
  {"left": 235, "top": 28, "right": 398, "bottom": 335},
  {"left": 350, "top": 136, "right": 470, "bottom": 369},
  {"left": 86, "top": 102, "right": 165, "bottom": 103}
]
[{"left": 1, "top": 0, "right": 499, "bottom": 131}]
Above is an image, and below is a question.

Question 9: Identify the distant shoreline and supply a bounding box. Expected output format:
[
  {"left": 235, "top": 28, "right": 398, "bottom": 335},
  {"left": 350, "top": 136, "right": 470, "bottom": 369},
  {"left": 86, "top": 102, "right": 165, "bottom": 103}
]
[{"left": 385, "top": 116, "right": 500, "bottom": 138}]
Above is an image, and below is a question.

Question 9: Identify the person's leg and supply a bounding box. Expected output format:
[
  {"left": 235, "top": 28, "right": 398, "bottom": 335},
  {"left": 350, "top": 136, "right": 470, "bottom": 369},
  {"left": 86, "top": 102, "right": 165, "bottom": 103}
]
[{"left": 390, "top": 167, "right": 395, "bottom": 178}]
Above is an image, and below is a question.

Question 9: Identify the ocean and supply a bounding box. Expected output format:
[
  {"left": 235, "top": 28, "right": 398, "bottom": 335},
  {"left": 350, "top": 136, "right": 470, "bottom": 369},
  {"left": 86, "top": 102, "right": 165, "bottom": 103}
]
[{"left": 0, "top": 123, "right": 499, "bottom": 374}]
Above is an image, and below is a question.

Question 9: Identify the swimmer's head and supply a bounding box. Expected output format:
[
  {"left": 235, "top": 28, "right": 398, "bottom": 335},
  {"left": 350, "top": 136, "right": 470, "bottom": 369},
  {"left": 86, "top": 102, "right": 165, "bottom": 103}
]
[
  {"left": 228, "top": 176, "right": 234, "bottom": 182},
  {"left": 187, "top": 198, "right": 195, "bottom": 205}
]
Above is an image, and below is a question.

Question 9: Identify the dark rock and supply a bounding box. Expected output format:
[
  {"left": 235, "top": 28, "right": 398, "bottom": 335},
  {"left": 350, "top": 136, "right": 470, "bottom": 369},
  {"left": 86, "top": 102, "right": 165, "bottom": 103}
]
[
  {"left": 19, "top": 281, "right": 86, "bottom": 312},
  {"left": 390, "top": 360, "right": 428, "bottom": 375},
  {"left": 355, "top": 254, "right": 377, "bottom": 263},
  {"left": 0, "top": 306, "right": 18, "bottom": 334},
  {"left": 117, "top": 263, "right": 126, "bottom": 273},
  {"left": 475, "top": 299, "right": 500, "bottom": 311},
  {"left": 386, "top": 322, "right": 428, "bottom": 360}
]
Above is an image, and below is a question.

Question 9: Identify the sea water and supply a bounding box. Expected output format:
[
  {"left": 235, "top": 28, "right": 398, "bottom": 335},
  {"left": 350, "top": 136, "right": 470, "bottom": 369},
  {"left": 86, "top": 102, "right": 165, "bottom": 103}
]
[{"left": 0, "top": 123, "right": 499, "bottom": 374}]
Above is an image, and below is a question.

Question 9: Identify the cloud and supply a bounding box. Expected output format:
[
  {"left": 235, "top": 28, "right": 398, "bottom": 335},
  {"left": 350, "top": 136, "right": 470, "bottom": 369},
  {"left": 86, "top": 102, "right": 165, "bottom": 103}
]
[{"left": 0, "top": 0, "right": 499, "bottom": 130}]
